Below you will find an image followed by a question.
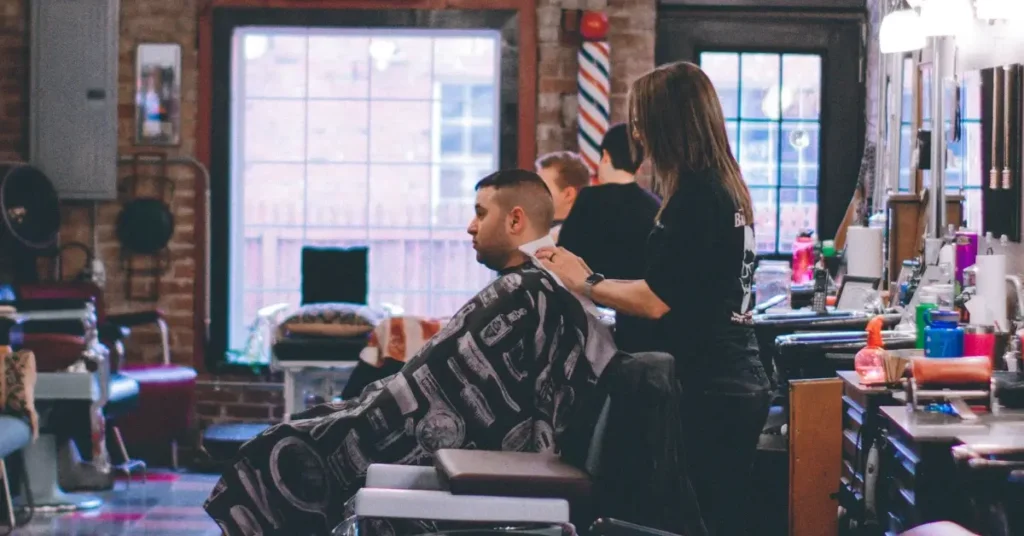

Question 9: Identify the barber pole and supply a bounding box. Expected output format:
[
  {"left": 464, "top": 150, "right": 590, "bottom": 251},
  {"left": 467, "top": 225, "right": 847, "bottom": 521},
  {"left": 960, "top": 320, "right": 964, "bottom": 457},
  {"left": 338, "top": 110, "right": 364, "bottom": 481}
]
[{"left": 577, "top": 11, "right": 610, "bottom": 183}]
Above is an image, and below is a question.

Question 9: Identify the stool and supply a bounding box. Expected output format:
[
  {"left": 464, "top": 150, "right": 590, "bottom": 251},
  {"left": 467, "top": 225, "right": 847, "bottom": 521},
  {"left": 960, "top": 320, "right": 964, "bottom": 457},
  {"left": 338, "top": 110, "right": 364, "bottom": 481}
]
[{"left": 117, "top": 363, "right": 197, "bottom": 468}]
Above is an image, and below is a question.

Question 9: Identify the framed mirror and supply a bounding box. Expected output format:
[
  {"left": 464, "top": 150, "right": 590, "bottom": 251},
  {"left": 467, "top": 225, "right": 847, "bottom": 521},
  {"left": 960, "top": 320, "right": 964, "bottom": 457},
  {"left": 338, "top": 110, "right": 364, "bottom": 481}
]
[{"left": 134, "top": 43, "right": 181, "bottom": 146}]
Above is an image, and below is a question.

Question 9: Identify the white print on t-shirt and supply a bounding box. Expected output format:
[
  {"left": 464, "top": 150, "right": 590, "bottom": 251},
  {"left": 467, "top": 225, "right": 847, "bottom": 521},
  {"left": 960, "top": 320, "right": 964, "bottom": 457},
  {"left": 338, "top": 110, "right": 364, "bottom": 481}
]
[{"left": 736, "top": 216, "right": 756, "bottom": 317}]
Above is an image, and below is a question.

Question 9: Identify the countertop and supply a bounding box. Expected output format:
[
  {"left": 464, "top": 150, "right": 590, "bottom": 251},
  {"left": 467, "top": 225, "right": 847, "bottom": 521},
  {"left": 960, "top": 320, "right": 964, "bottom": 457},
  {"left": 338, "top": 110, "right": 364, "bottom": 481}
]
[{"left": 880, "top": 405, "right": 1024, "bottom": 443}]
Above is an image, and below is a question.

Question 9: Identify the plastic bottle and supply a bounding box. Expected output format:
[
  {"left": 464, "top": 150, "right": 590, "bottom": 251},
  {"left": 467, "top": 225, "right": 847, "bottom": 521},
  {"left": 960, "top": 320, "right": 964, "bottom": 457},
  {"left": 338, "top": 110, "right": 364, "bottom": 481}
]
[
  {"left": 924, "top": 309, "right": 965, "bottom": 358},
  {"left": 792, "top": 231, "right": 816, "bottom": 284},
  {"left": 855, "top": 316, "right": 888, "bottom": 385}
]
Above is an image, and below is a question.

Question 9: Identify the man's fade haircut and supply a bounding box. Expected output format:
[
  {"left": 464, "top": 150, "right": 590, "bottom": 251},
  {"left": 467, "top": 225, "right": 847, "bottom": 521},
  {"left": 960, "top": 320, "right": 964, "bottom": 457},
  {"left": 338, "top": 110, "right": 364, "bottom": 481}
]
[
  {"left": 534, "top": 151, "right": 591, "bottom": 191},
  {"left": 475, "top": 169, "right": 555, "bottom": 231},
  {"left": 600, "top": 123, "right": 642, "bottom": 174}
]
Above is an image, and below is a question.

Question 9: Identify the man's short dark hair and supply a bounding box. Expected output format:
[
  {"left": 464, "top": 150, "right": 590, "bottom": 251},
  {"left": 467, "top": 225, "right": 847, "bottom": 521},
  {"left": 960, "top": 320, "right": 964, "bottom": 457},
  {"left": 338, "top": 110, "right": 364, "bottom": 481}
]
[
  {"left": 475, "top": 169, "right": 555, "bottom": 231},
  {"left": 535, "top": 152, "right": 591, "bottom": 191},
  {"left": 600, "top": 123, "right": 642, "bottom": 174}
]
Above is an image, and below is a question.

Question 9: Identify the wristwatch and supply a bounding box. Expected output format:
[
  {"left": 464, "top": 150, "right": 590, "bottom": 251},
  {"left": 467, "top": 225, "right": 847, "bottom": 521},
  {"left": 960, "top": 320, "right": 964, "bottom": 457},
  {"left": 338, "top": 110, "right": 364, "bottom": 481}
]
[{"left": 583, "top": 273, "right": 606, "bottom": 299}]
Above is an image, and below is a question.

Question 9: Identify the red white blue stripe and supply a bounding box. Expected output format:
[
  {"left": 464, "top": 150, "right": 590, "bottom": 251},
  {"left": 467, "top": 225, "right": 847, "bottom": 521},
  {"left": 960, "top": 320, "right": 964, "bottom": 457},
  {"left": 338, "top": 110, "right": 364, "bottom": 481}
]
[{"left": 577, "top": 41, "right": 610, "bottom": 177}]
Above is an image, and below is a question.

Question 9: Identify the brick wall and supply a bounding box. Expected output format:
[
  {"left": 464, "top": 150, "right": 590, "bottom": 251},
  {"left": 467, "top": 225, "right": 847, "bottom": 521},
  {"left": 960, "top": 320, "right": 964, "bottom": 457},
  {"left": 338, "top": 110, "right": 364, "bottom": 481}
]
[
  {"left": 0, "top": 0, "right": 656, "bottom": 458},
  {"left": 537, "top": 0, "right": 656, "bottom": 154}
]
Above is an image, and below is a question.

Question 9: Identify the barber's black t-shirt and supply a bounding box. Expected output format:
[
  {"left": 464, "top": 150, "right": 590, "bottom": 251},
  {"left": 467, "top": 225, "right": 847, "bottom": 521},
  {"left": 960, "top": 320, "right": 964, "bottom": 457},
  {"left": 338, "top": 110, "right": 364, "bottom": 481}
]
[{"left": 645, "top": 168, "right": 762, "bottom": 385}]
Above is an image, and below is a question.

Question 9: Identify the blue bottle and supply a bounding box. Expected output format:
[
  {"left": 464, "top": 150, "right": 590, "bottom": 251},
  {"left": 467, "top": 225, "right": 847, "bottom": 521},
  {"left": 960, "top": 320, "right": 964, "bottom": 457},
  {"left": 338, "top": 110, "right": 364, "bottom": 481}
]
[{"left": 924, "top": 309, "right": 964, "bottom": 358}]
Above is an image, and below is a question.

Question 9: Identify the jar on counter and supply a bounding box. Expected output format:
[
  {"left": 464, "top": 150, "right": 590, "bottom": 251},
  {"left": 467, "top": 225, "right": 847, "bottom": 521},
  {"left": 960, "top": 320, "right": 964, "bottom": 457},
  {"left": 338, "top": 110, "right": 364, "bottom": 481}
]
[{"left": 755, "top": 260, "right": 793, "bottom": 309}]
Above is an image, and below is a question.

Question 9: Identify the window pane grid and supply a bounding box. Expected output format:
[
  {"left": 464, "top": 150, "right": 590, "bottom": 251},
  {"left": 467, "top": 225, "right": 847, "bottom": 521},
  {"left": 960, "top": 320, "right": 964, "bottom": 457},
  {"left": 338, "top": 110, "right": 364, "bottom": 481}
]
[
  {"left": 702, "top": 51, "right": 822, "bottom": 255},
  {"left": 231, "top": 29, "right": 500, "bottom": 350}
]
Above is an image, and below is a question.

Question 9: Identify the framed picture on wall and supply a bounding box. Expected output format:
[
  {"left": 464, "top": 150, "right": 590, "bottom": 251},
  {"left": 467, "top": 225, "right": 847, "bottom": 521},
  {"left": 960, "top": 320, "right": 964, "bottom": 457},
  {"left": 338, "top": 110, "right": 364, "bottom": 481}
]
[{"left": 134, "top": 43, "right": 182, "bottom": 146}]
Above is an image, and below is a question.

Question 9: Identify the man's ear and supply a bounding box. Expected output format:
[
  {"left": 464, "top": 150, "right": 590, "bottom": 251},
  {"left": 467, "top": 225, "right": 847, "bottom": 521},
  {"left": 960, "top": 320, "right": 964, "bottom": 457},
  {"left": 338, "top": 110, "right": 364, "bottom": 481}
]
[
  {"left": 564, "top": 186, "right": 579, "bottom": 204},
  {"left": 508, "top": 206, "right": 527, "bottom": 234}
]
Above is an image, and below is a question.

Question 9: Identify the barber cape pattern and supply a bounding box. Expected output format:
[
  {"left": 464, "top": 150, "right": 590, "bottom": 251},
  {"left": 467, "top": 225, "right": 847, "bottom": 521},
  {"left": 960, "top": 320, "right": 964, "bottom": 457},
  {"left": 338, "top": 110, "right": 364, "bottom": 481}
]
[{"left": 204, "top": 264, "right": 610, "bottom": 536}]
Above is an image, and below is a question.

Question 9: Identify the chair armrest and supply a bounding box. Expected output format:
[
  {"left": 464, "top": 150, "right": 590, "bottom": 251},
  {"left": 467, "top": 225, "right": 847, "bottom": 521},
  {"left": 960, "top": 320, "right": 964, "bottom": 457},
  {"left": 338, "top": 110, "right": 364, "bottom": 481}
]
[
  {"left": 99, "top": 322, "right": 130, "bottom": 342},
  {"left": 434, "top": 449, "right": 592, "bottom": 499},
  {"left": 589, "top": 519, "right": 683, "bottom": 536},
  {"left": 107, "top": 310, "right": 165, "bottom": 328}
]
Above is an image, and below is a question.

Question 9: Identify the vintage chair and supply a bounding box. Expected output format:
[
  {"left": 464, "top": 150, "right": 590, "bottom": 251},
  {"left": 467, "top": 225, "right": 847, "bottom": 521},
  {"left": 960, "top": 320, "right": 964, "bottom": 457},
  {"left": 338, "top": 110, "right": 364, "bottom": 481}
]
[{"left": 17, "top": 282, "right": 197, "bottom": 469}]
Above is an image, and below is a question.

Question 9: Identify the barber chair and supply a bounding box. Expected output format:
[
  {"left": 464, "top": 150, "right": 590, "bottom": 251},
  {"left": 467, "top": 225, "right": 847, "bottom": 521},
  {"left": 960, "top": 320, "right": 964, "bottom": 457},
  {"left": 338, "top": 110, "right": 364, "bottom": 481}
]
[
  {"left": 18, "top": 282, "right": 197, "bottom": 470},
  {"left": 340, "top": 352, "right": 708, "bottom": 536},
  {"left": 9, "top": 302, "right": 129, "bottom": 510},
  {"left": 272, "top": 246, "right": 370, "bottom": 365}
]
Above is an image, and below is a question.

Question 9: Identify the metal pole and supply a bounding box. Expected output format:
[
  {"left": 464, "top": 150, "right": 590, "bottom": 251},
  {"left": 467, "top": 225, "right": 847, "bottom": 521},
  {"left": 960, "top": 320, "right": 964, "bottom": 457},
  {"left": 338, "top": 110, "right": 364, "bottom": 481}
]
[
  {"left": 874, "top": 1, "right": 891, "bottom": 210},
  {"left": 886, "top": 52, "right": 905, "bottom": 202},
  {"left": 929, "top": 37, "right": 949, "bottom": 238}
]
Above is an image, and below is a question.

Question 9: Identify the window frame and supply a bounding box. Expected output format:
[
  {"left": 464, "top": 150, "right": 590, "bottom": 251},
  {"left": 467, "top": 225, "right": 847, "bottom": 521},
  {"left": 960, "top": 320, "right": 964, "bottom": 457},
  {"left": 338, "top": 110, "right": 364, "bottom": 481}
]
[
  {"left": 203, "top": 7, "right": 528, "bottom": 373},
  {"left": 704, "top": 54, "right": 823, "bottom": 256}
]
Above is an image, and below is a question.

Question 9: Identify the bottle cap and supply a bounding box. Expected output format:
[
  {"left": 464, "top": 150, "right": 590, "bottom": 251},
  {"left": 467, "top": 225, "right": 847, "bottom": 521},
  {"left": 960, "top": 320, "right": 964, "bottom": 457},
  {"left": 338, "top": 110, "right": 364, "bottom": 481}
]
[{"left": 866, "top": 315, "right": 884, "bottom": 348}]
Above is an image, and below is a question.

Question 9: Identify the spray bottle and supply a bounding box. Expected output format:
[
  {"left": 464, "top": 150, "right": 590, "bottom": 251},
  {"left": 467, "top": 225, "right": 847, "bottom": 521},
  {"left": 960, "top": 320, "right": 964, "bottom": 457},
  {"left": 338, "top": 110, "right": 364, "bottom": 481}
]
[{"left": 855, "top": 316, "right": 888, "bottom": 385}]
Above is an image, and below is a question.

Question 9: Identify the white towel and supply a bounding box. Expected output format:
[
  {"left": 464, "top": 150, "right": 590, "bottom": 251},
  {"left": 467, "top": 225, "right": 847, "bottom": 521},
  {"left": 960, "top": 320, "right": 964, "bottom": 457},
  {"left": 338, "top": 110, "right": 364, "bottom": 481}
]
[{"left": 518, "top": 235, "right": 602, "bottom": 318}]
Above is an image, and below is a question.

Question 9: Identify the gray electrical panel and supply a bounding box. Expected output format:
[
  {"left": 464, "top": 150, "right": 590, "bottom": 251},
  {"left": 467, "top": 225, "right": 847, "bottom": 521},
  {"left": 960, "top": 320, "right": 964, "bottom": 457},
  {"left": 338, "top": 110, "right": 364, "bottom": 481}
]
[{"left": 30, "top": 0, "right": 120, "bottom": 200}]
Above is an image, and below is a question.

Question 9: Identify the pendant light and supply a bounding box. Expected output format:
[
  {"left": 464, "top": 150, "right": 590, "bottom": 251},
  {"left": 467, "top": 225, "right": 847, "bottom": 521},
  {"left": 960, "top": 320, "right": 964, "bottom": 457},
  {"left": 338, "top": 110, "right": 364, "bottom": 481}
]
[
  {"left": 880, "top": 7, "right": 927, "bottom": 53},
  {"left": 919, "top": 0, "right": 974, "bottom": 36}
]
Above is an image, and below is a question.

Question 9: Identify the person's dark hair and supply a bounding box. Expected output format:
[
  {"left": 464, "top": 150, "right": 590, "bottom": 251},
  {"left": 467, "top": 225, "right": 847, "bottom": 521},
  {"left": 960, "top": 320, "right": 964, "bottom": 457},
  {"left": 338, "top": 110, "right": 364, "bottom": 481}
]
[
  {"left": 600, "top": 123, "right": 641, "bottom": 174},
  {"left": 534, "top": 151, "right": 591, "bottom": 191},
  {"left": 627, "top": 61, "right": 754, "bottom": 223},
  {"left": 475, "top": 169, "right": 555, "bottom": 230}
]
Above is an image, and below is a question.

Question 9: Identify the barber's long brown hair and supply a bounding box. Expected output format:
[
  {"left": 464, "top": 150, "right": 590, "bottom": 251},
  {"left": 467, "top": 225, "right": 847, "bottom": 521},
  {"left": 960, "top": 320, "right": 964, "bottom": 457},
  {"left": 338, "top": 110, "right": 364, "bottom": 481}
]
[{"left": 627, "top": 61, "right": 754, "bottom": 224}]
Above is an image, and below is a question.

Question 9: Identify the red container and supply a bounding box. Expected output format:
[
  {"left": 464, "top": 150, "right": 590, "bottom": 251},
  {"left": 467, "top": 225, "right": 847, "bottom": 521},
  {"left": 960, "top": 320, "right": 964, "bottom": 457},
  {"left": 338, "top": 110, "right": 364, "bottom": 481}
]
[{"left": 963, "top": 326, "right": 996, "bottom": 364}]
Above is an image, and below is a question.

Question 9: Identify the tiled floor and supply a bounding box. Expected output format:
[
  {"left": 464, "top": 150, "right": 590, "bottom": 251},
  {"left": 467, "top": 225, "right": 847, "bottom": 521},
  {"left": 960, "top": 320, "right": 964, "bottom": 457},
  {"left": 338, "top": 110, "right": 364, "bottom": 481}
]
[{"left": 11, "top": 471, "right": 221, "bottom": 536}]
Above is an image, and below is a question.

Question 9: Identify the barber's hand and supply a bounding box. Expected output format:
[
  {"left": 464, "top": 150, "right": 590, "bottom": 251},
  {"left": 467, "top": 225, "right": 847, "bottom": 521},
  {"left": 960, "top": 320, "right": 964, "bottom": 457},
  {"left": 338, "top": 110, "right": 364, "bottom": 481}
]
[{"left": 536, "top": 247, "right": 591, "bottom": 293}]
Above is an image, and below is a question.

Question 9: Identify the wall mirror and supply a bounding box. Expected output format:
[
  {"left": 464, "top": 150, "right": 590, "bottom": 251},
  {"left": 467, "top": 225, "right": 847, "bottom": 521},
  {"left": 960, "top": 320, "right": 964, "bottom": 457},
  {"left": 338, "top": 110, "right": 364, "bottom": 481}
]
[{"left": 134, "top": 43, "right": 182, "bottom": 146}]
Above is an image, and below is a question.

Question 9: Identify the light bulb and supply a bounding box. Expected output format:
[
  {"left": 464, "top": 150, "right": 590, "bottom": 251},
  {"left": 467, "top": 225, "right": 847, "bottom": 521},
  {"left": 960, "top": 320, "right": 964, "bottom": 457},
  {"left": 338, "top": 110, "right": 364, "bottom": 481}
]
[
  {"left": 879, "top": 9, "right": 927, "bottom": 54},
  {"left": 919, "top": 0, "right": 973, "bottom": 36}
]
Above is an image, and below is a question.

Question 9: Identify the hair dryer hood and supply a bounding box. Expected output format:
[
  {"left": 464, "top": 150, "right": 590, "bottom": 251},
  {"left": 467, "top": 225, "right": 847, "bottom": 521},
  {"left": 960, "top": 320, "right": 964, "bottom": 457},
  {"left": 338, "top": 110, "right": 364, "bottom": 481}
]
[{"left": 0, "top": 164, "right": 61, "bottom": 249}]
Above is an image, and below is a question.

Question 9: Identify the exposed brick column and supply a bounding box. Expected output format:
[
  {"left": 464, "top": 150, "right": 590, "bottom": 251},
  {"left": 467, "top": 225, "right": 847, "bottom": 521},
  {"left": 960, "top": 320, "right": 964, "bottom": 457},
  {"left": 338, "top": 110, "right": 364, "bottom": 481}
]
[{"left": 535, "top": 0, "right": 656, "bottom": 156}]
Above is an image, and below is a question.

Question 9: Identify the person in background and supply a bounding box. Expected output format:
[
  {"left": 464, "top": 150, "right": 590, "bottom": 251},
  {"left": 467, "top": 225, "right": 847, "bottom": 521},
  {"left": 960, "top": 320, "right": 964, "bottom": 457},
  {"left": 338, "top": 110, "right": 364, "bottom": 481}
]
[
  {"left": 535, "top": 151, "right": 591, "bottom": 241},
  {"left": 557, "top": 123, "right": 661, "bottom": 352},
  {"left": 537, "top": 61, "right": 770, "bottom": 535}
]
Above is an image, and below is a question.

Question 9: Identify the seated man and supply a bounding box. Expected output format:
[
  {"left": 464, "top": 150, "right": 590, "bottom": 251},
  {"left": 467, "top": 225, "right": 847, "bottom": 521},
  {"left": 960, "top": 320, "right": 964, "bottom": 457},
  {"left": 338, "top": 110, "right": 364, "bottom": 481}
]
[{"left": 205, "top": 169, "right": 616, "bottom": 535}]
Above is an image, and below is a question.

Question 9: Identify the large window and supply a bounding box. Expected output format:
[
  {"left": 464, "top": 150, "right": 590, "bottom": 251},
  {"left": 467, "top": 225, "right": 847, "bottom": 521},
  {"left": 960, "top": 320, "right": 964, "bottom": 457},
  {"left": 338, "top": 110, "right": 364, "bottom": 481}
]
[
  {"left": 897, "top": 61, "right": 983, "bottom": 228},
  {"left": 229, "top": 28, "right": 501, "bottom": 351},
  {"left": 701, "top": 52, "right": 822, "bottom": 255}
]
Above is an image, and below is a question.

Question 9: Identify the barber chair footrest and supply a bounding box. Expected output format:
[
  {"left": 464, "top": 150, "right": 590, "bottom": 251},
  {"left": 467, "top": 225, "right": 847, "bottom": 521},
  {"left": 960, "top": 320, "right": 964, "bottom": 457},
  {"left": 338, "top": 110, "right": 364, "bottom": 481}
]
[
  {"left": 20, "top": 435, "right": 103, "bottom": 513},
  {"left": 349, "top": 488, "right": 570, "bottom": 524}
]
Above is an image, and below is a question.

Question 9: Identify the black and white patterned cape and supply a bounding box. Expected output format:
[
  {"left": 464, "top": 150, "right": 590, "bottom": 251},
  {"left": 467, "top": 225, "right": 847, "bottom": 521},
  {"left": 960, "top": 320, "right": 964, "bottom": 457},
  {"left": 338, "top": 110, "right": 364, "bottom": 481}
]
[{"left": 205, "top": 263, "right": 615, "bottom": 535}]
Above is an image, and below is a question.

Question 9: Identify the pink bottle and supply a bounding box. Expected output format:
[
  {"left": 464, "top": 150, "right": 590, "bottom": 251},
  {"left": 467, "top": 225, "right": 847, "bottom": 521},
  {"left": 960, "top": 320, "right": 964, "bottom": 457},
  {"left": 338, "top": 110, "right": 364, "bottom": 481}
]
[
  {"left": 855, "top": 316, "right": 888, "bottom": 385},
  {"left": 792, "top": 231, "right": 816, "bottom": 284}
]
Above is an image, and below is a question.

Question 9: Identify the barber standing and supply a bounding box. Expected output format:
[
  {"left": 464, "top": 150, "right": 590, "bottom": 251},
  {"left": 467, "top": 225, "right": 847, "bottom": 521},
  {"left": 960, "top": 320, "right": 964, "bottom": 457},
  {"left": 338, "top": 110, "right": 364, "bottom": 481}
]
[{"left": 538, "top": 61, "right": 769, "bottom": 535}]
